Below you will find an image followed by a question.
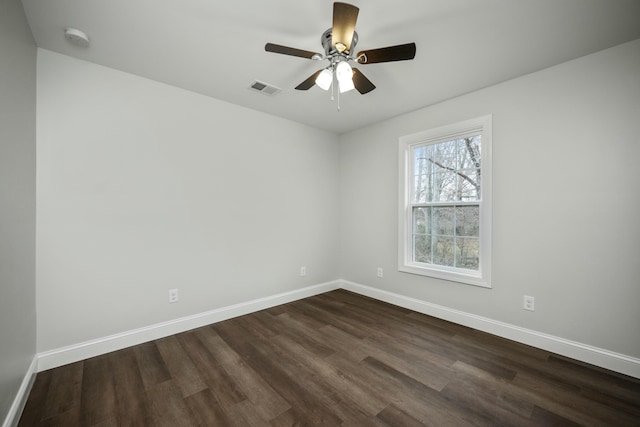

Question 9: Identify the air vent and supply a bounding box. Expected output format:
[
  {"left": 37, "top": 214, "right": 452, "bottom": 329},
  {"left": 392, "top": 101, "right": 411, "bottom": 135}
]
[{"left": 249, "top": 80, "right": 281, "bottom": 96}]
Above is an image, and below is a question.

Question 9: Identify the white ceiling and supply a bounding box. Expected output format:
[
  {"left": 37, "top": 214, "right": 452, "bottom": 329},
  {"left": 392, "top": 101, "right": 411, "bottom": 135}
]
[{"left": 21, "top": 0, "right": 640, "bottom": 134}]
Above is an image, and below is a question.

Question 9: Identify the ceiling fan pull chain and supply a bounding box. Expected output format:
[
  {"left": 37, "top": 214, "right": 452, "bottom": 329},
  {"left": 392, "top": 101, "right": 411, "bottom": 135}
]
[
  {"left": 331, "top": 69, "right": 335, "bottom": 102},
  {"left": 334, "top": 65, "right": 342, "bottom": 111}
]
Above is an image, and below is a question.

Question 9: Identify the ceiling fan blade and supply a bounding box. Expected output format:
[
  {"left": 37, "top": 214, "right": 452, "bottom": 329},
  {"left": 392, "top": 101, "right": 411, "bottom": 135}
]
[
  {"left": 295, "top": 70, "right": 322, "bottom": 90},
  {"left": 332, "top": 2, "right": 359, "bottom": 53},
  {"left": 352, "top": 68, "right": 376, "bottom": 94},
  {"left": 356, "top": 42, "right": 416, "bottom": 64},
  {"left": 265, "top": 43, "right": 322, "bottom": 60}
]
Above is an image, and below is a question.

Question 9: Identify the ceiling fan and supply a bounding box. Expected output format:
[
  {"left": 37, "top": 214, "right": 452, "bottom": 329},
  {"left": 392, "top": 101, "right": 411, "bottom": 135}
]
[{"left": 265, "top": 2, "right": 416, "bottom": 96}]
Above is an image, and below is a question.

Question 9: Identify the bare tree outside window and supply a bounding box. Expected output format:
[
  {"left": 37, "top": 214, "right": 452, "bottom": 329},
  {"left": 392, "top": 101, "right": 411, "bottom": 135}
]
[{"left": 411, "top": 136, "right": 481, "bottom": 270}]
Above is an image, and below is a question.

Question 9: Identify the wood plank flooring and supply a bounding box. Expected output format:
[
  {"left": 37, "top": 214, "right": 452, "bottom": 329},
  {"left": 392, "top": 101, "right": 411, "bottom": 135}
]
[{"left": 18, "top": 290, "right": 640, "bottom": 426}]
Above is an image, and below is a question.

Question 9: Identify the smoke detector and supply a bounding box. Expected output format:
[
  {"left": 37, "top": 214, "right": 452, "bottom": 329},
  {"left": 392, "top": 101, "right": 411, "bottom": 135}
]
[{"left": 64, "top": 28, "right": 90, "bottom": 47}]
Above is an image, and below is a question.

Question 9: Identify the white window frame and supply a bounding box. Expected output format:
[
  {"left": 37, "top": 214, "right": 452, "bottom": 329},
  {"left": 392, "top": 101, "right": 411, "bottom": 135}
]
[{"left": 398, "top": 115, "right": 492, "bottom": 288}]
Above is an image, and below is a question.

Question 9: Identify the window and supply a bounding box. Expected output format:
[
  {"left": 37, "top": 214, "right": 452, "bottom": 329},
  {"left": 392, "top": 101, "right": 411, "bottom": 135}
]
[{"left": 398, "top": 116, "right": 491, "bottom": 287}]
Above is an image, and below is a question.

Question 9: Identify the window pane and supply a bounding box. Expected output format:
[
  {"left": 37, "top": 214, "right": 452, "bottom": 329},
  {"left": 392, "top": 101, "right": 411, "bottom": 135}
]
[
  {"left": 433, "top": 207, "right": 454, "bottom": 235},
  {"left": 413, "top": 207, "right": 429, "bottom": 234},
  {"left": 433, "top": 236, "right": 455, "bottom": 266},
  {"left": 456, "top": 237, "right": 479, "bottom": 270},
  {"left": 413, "top": 146, "right": 433, "bottom": 203},
  {"left": 429, "top": 173, "right": 442, "bottom": 202},
  {"left": 433, "top": 172, "right": 458, "bottom": 202},
  {"left": 457, "top": 170, "right": 480, "bottom": 201},
  {"left": 432, "top": 139, "right": 457, "bottom": 167},
  {"left": 457, "top": 136, "right": 481, "bottom": 169},
  {"left": 455, "top": 206, "right": 479, "bottom": 237},
  {"left": 413, "top": 234, "right": 431, "bottom": 263},
  {"left": 414, "top": 173, "right": 426, "bottom": 203}
]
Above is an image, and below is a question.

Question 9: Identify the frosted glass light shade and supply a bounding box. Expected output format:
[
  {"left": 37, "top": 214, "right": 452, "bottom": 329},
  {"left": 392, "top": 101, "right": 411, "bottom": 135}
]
[
  {"left": 339, "top": 78, "right": 355, "bottom": 93},
  {"left": 336, "top": 61, "right": 354, "bottom": 93},
  {"left": 315, "top": 69, "right": 333, "bottom": 90}
]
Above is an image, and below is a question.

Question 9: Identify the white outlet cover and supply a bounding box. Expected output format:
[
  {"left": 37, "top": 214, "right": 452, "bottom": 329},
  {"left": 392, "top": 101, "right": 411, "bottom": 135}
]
[{"left": 523, "top": 295, "right": 535, "bottom": 311}]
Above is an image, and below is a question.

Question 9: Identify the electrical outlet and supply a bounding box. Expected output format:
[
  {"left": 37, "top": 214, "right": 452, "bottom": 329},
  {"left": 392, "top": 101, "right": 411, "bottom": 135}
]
[
  {"left": 523, "top": 295, "right": 535, "bottom": 311},
  {"left": 300, "top": 266, "right": 306, "bottom": 276},
  {"left": 169, "top": 288, "right": 179, "bottom": 303},
  {"left": 377, "top": 267, "right": 383, "bottom": 278}
]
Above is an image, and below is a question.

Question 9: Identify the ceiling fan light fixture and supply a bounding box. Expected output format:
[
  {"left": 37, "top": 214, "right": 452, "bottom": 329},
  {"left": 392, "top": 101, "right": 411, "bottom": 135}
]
[
  {"left": 265, "top": 2, "right": 417, "bottom": 100},
  {"left": 315, "top": 68, "right": 333, "bottom": 90}
]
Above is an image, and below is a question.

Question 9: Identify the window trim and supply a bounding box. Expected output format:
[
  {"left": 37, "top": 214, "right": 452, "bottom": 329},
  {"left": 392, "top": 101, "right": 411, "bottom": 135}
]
[{"left": 398, "top": 115, "right": 492, "bottom": 288}]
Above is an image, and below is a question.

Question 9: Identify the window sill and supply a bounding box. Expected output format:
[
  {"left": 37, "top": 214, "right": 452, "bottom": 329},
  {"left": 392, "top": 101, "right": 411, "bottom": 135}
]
[{"left": 398, "top": 263, "right": 491, "bottom": 288}]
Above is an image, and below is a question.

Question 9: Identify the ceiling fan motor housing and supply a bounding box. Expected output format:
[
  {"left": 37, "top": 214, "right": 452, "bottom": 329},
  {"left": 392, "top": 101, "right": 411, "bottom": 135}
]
[{"left": 321, "top": 28, "right": 358, "bottom": 58}]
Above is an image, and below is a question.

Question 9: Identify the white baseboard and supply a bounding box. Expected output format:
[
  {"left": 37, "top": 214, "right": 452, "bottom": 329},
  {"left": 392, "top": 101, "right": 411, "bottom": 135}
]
[
  {"left": 35, "top": 278, "right": 640, "bottom": 379},
  {"left": 37, "top": 280, "right": 340, "bottom": 371},
  {"left": 340, "top": 279, "right": 640, "bottom": 379},
  {"left": 2, "top": 356, "right": 38, "bottom": 427}
]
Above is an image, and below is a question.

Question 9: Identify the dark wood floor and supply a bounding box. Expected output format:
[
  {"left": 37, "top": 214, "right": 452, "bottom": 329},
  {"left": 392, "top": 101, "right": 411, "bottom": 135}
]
[{"left": 18, "top": 290, "right": 640, "bottom": 426}]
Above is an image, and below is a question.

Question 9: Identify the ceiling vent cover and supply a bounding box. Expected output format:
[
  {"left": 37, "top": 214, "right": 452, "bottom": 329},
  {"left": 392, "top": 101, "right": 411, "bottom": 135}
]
[{"left": 249, "top": 80, "right": 281, "bottom": 96}]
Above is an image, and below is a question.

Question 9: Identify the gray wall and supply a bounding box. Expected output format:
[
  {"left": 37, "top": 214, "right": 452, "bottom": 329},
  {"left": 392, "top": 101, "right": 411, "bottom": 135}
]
[
  {"left": 339, "top": 39, "right": 640, "bottom": 359},
  {"left": 36, "top": 50, "right": 340, "bottom": 352},
  {"left": 0, "top": 0, "right": 38, "bottom": 422}
]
